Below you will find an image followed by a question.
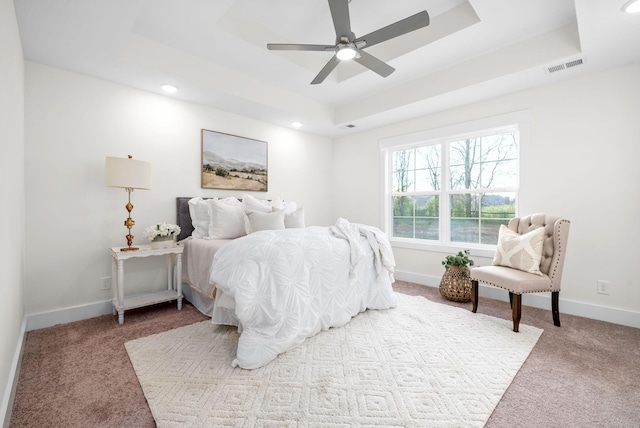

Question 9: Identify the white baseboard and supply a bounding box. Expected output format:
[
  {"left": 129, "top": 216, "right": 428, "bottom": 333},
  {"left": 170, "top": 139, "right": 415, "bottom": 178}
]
[
  {"left": 26, "top": 300, "right": 113, "bottom": 332},
  {"left": 394, "top": 270, "right": 640, "bottom": 329},
  {"left": 2, "top": 318, "right": 27, "bottom": 428},
  {"left": 23, "top": 273, "right": 640, "bottom": 332}
]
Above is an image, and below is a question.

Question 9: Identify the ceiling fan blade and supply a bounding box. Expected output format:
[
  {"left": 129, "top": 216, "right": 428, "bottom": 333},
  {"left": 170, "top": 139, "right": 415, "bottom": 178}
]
[
  {"left": 267, "top": 43, "right": 334, "bottom": 52},
  {"left": 311, "top": 55, "right": 340, "bottom": 85},
  {"left": 328, "top": 0, "right": 352, "bottom": 39},
  {"left": 354, "top": 10, "right": 430, "bottom": 49},
  {"left": 353, "top": 50, "right": 395, "bottom": 78}
]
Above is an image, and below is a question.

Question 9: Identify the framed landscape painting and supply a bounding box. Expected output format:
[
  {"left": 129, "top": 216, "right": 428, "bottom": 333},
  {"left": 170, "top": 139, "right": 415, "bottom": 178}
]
[{"left": 201, "top": 129, "right": 268, "bottom": 191}]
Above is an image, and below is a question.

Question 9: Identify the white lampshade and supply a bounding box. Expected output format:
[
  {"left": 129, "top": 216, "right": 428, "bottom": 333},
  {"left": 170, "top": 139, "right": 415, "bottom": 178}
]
[{"left": 105, "top": 156, "right": 152, "bottom": 189}]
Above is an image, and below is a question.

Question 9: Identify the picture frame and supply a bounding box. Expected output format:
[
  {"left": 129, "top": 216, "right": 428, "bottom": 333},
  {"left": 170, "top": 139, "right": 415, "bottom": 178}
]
[{"left": 201, "top": 129, "right": 268, "bottom": 191}]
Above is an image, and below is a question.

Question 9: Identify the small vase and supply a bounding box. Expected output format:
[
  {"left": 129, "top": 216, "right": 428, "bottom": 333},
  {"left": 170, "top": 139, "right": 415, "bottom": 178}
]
[{"left": 150, "top": 236, "right": 175, "bottom": 249}]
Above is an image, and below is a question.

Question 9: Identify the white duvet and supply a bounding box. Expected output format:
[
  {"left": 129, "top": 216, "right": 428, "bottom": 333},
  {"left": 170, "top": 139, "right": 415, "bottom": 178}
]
[{"left": 210, "top": 219, "right": 397, "bottom": 369}]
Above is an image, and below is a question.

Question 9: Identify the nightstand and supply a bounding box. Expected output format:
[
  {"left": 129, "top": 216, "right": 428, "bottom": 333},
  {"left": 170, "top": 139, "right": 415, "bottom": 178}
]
[{"left": 109, "top": 244, "right": 184, "bottom": 324}]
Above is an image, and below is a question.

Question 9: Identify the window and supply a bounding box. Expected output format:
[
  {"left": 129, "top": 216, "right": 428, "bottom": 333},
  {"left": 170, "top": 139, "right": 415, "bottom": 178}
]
[{"left": 381, "top": 111, "right": 528, "bottom": 250}]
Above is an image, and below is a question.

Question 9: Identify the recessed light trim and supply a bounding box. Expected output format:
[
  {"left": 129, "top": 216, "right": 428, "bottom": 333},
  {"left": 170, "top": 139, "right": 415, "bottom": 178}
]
[
  {"left": 161, "top": 84, "right": 178, "bottom": 94},
  {"left": 622, "top": 0, "right": 640, "bottom": 13},
  {"left": 291, "top": 121, "right": 302, "bottom": 128}
]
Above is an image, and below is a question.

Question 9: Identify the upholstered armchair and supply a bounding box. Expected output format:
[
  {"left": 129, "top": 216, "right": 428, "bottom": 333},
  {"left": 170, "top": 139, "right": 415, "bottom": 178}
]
[{"left": 470, "top": 214, "right": 570, "bottom": 332}]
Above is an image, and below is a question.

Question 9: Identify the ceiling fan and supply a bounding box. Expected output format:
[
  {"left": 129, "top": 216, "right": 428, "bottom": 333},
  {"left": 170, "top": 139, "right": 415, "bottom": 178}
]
[{"left": 266, "top": 0, "right": 430, "bottom": 85}]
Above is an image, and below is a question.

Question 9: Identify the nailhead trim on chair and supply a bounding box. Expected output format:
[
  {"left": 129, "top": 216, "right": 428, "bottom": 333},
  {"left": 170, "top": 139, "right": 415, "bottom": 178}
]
[{"left": 548, "top": 219, "right": 570, "bottom": 291}]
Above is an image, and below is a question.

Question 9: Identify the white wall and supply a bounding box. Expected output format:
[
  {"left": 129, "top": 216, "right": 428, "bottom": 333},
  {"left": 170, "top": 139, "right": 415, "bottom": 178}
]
[
  {"left": 333, "top": 64, "right": 640, "bottom": 319},
  {"left": 0, "top": 0, "right": 25, "bottom": 421},
  {"left": 24, "top": 62, "right": 333, "bottom": 317}
]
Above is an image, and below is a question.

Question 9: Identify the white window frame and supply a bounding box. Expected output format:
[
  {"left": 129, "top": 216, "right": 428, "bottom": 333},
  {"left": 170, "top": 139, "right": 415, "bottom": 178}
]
[{"left": 379, "top": 110, "right": 531, "bottom": 257}]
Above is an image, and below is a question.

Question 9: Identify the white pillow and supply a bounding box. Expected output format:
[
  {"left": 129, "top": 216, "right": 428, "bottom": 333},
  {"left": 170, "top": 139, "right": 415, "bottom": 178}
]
[
  {"left": 284, "top": 207, "right": 305, "bottom": 228},
  {"left": 208, "top": 198, "right": 246, "bottom": 239},
  {"left": 188, "top": 197, "right": 214, "bottom": 239},
  {"left": 242, "top": 194, "right": 272, "bottom": 213},
  {"left": 268, "top": 196, "right": 286, "bottom": 211},
  {"left": 285, "top": 201, "right": 297, "bottom": 214},
  {"left": 492, "top": 225, "right": 545, "bottom": 275},
  {"left": 244, "top": 209, "right": 285, "bottom": 234}
]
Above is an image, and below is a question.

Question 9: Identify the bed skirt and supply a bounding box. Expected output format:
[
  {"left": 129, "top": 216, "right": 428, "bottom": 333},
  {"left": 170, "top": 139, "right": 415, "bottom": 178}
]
[{"left": 182, "top": 282, "right": 214, "bottom": 317}]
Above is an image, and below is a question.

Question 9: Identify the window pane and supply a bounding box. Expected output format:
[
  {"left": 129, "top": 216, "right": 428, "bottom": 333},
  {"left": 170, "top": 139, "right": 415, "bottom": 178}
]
[
  {"left": 392, "top": 149, "right": 414, "bottom": 192},
  {"left": 450, "top": 163, "right": 480, "bottom": 190},
  {"left": 393, "top": 217, "right": 414, "bottom": 238},
  {"left": 450, "top": 133, "right": 518, "bottom": 190},
  {"left": 392, "top": 196, "right": 439, "bottom": 240},
  {"left": 479, "top": 192, "right": 515, "bottom": 244},
  {"left": 393, "top": 196, "right": 414, "bottom": 216},
  {"left": 416, "top": 217, "right": 439, "bottom": 240},
  {"left": 481, "top": 131, "right": 518, "bottom": 162},
  {"left": 415, "top": 168, "right": 440, "bottom": 191},
  {"left": 450, "top": 139, "right": 479, "bottom": 166},
  {"left": 451, "top": 218, "right": 479, "bottom": 243},
  {"left": 480, "top": 158, "right": 518, "bottom": 188},
  {"left": 414, "top": 195, "right": 439, "bottom": 216},
  {"left": 415, "top": 146, "right": 441, "bottom": 192},
  {"left": 416, "top": 195, "right": 439, "bottom": 240},
  {"left": 450, "top": 194, "right": 480, "bottom": 244}
]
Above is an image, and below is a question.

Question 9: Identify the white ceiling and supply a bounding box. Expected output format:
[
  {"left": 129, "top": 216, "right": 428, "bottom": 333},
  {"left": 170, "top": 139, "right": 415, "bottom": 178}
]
[{"left": 13, "top": 0, "right": 640, "bottom": 138}]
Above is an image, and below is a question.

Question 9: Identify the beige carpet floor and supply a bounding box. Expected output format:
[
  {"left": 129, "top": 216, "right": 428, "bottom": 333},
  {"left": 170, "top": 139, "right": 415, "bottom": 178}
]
[
  {"left": 9, "top": 281, "right": 640, "bottom": 427},
  {"left": 125, "top": 294, "right": 542, "bottom": 427}
]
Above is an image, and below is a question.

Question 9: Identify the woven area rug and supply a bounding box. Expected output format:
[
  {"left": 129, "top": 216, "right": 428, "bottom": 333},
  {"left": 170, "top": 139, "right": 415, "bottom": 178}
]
[{"left": 125, "top": 294, "right": 542, "bottom": 427}]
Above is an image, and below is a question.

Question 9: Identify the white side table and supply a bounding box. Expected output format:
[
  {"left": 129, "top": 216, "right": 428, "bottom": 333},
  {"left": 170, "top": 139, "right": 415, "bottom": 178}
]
[{"left": 109, "top": 244, "right": 184, "bottom": 324}]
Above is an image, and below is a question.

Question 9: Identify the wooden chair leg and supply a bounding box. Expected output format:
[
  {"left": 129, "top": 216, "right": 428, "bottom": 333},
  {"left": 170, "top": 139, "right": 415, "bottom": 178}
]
[
  {"left": 552, "top": 291, "right": 561, "bottom": 327},
  {"left": 471, "top": 280, "right": 478, "bottom": 313},
  {"left": 511, "top": 293, "right": 522, "bottom": 332},
  {"left": 508, "top": 291, "right": 514, "bottom": 309}
]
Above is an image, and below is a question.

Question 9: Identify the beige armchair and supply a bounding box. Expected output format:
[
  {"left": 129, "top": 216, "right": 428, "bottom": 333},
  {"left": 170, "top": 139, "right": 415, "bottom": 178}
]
[{"left": 470, "top": 214, "right": 570, "bottom": 332}]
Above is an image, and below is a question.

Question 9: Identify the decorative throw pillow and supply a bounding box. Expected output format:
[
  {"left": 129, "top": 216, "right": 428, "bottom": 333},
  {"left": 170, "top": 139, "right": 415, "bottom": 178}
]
[
  {"left": 284, "top": 207, "right": 305, "bottom": 228},
  {"left": 242, "top": 194, "right": 272, "bottom": 213},
  {"left": 269, "top": 197, "right": 297, "bottom": 214},
  {"left": 268, "top": 196, "right": 286, "bottom": 211},
  {"left": 208, "top": 198, "right": 246, "bottom": 239},
  {"left": 244, "top": 209, "right": 285, "bottom": 234},
  {"left": 492, "top": 225, "right": 545, "bottom": 275},
  {"left": 188, "top": 197, "right": 214, "bottom": 239}
]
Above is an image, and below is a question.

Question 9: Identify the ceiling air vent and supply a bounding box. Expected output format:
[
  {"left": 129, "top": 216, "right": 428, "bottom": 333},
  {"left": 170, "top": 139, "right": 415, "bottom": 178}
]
[
  {"left": 565, "top": 58, "right": 583, "bottom": 69},
  {"left": 545, "top": 58, "right": 585, "bottom": 74}
]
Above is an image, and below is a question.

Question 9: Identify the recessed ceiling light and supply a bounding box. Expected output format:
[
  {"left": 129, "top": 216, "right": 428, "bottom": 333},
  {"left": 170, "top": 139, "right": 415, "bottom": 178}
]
[
  {"left": 161, "top": 84, "right": 178, "bottom": 94},
  {"left": 292, "top": 121, "right": 302, "bottom": 128},
  {"left": 622, "top": 0, "right": 640, "bottom": 13}
]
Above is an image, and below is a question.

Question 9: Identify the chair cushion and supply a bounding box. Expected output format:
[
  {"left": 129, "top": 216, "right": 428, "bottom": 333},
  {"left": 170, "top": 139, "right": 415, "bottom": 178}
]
[
  {"left": 492, "top": 225, "right": 544, "bottom": 275},
  {"left": 471, "top": 265, "right": 553, "bottom": 293}
]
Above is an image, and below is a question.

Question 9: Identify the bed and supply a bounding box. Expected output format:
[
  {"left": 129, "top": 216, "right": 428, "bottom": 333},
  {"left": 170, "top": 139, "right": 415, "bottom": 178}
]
[{"left": 176, "top": 196, "right": 398, "bottom": 369}]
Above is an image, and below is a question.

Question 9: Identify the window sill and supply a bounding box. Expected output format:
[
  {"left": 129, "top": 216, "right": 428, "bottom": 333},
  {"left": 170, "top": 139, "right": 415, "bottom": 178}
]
[{"left": 390, "top": 239, "right": 495, "bottom": 259}]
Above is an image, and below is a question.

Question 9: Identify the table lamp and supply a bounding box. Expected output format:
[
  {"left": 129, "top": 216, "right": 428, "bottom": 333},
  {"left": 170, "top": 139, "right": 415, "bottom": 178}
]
[{"left": 105, "top": 155, "right": 152, "bottom": 251}]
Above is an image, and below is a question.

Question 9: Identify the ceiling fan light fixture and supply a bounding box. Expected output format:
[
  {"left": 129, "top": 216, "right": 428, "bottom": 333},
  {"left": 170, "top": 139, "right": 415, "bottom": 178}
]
[
  {"left": 622, "top": 0, "right": 640, "bottom": 13},
  {"left": 336, "top": 44, "right": 357, "bottom": 61}
]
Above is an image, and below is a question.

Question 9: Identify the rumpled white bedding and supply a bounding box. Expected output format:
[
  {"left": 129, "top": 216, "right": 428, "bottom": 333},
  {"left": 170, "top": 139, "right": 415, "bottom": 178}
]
[{"left": 210, "top": 219, "right": 397, "bottom": 369}]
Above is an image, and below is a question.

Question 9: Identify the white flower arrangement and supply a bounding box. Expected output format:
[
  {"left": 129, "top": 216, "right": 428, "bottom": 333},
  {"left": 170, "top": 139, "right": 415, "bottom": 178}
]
[{"left": 143, "top": 222, "right": 181, "bottom": 241}]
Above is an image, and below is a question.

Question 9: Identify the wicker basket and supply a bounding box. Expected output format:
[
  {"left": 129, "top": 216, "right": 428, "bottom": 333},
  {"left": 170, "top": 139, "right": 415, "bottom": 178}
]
[{"left": 439, "top": 265, "right": 472, "bottom": 302}]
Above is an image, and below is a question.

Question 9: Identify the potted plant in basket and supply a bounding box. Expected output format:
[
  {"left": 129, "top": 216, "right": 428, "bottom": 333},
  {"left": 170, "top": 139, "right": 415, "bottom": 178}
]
[
  {"left": 143, "top": 222, "right": 181, "bottom": 249},
  {"left": 440, "top": 250, "right": 474, "bottom": 302}
]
